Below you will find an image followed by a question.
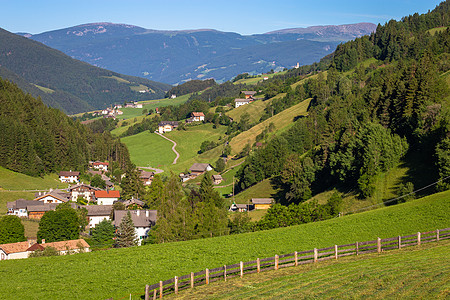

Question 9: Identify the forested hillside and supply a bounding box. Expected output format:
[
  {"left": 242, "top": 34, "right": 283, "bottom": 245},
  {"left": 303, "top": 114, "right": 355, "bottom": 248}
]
[
  {"left": 0, "top": 78, "right": 131, "bottom": 176},
  {"left": 0, "top": 28, "right": 171, "bottom": 114},
  {"left": 236, "top": 1, "right": 450, "bottom": 201}
]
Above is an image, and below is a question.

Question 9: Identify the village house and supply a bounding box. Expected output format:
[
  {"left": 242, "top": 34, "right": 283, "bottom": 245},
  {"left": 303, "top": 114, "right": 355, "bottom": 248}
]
[
  {"left": 7, "top": 199, "right": 40, "bottom": 217},
  {"left": 229, "top": 203, "right": 252, "bottom": 212},
  {"left": 0, "top": 239, "right": 90, "bottom": 260},
  {"left": 158, "top": 121, "right": 179, "bottom": 133},
  {"left": 114, "top": 210, "right": 157, "bottom": 245},
  {"left": 92, "top": 161, "right": 109, "bottom": 172},
  {"left": 121, "top": 198, "right": 145, "bottom": 209},
  {"left": 82, "top": 205, "right": 113, "bottom": 228},
  {"left": 68, "top": 183, "right": 101, "bottom": 203},
  {"left": 189, "top": 163, "right": 213, "bottom": 178},
  {"left": 27, "top": 203, "right": 59, "bottom": 220},
  {"left": 59, "top": 171, "right": 80, "bottom": 183},
  {"left": 190, "top": 112, "right": 205, "bottom": 122},
  {"left": 139, "top": 170, "right": 154, "bottom": 186},
  {"left": 251, "top": 198, "right": 274, "bottom": 210},
  {"left": 242, "top": 91, "right": 257, "bottom": 99},
  {"left": 212, "top": 174, "right": 223, "bottom": 185},
  {"left": 95, "top": 190, "right": 120, "bottom": 205},
  {"left": 234, "top": 98, "right": 252, "bottom": 108},
  {"left": 34, "top": 189, "right": 70, "bottom": 204}
]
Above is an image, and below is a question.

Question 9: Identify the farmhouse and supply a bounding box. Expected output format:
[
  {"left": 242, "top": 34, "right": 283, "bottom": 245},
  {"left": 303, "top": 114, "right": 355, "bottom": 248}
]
[
  {"left": 189, "top": 163, "right": 213, "bottom": 177},
  {"left": 68, "top": 183, "right": 101, "bottom": 203},
  {"left": 121, "top": 198, "right": 145, "bottom": 209},
  {"left": 190, "top": 112, "right": 205, "bottom": 122},
  {"left": 139, "top": 170, "right": 154, "bottom": 186},
  {"left": 251, "top": 198, "right": 274, "bottom": 210},
  {"left": 83, "top": 205, "right": 113, "bottom": 228},
  {"left": 234, "top": 98, "right": 252, "bottom": 108},
  {"left": 27, "top": 203, "right": 58, "bottom": 220},
  {"left": 95, "top": 190, "right": 120, "bottom": 205},
  {"left": 212, "top": 174, "right": 223, "bottom": 185},
  {"left": 158, "top": 121, "right": 179, "bottom": 133},
  {"left": 242, "top": 91, "right": 257, "bottom": 99},
  {"left": 0, "top": 241, "right": 34, "bottom": 260},
  {"left": 229, "top": 203, "right": 252, "bottom": 212},
  {"left": 7, "top": 199, "right": 41, "bottom": 217},
  {"left": 27, "top": 239, "right": 91, "bottom": 255},
  {"left": 59, "top": 171, "right": 80, "bottom": 183},
  {"left": 114, "top": 210, "right": 157, "bottom": 245},
  {"left": 34, "top": 189, "right": 70, "bottom": 204},
  {"left": 92, "top": 161, "right": 109, "bottom": 172}
]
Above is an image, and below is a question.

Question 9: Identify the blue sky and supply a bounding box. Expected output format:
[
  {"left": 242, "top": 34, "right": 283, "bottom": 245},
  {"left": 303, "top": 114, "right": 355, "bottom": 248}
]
[{"left": 0, "top": 0, "right": 443, "bottom": 35}]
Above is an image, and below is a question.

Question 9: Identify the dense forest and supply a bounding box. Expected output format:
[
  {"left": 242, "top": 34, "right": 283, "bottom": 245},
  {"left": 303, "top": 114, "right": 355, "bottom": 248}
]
[
  {"left": 0, "top": 78, "right": 131, "bottom": 176},
  {"left": 236, "top": 1, "right": 450, "bottom": 201}
]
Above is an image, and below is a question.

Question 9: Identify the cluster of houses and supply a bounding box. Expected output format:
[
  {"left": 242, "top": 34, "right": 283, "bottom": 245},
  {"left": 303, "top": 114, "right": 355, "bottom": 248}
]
[
  {"left": 158, "top": 111, "right": 206, "bottom": 134},
  {"left": 229, "top": 198, "right": 274, "bottom": 212},
  {"left": 234, "top": 91, "right": 257, "bottom": 108},
  {"left": 179, "top": 163, "right": 224, "bottom": 184}
]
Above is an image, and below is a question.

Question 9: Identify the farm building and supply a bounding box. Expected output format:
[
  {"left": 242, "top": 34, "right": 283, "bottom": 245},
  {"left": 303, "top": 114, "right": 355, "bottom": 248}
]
[
  {"left": 212, "top": 174, "right": 223, "bottom": 185},
  {"left": 242, "top": 91, "right": 257, "bottom": 99},
  {"left": 234, "top": 98, "right": 252, "bottom": 108},
  {"left": 189, "top": 163, "right": 213, "bottom": 177},
  {"left": 251, "top": 198, "right": 274, "bottom": 210},
  {"left": 58, "top": 171, "right": 80, "bottom": 183},
  {"left": 158, "top": 121, "right": 179, "bottom": 133}
]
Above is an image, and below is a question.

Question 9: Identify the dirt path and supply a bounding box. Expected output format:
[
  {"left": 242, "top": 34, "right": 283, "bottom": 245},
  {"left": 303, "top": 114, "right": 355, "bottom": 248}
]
[{"left": 155, "top": 132, "right": 180, "bottom": 165}]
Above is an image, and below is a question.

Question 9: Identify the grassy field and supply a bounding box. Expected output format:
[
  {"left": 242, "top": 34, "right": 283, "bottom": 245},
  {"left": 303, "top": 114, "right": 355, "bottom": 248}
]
[
  {"left": 1, "top": 190, "right": 447, "bottom": 299},
  {"left": 290, "top": 72, "right": 326, "bottom": 89},
  {"left": 234, "top": 179, "right": 277, "bottom": 204},
  {"left": 0, "top": 167, "right": 61, "bottom": 190},
  {"left": 233, "top": 71, "right": 287, "bottom": 85},
  {"left": 121, "top": 131, "right": 176, "bottom": 168},
  {"left": 226, "top": 93, "right": 285, "bottom": 124},
  {"left": 230, "top": 98, "right": 311, "bottom": 154},
  {"left": 172, "top": 239, "right": 450, "bottom": 299}
]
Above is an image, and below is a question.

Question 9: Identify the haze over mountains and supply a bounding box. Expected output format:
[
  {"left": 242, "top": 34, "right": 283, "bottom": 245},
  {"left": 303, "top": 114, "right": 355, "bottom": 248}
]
[{"left": 23, "top": 22, "right": 377, "bottom": 84}]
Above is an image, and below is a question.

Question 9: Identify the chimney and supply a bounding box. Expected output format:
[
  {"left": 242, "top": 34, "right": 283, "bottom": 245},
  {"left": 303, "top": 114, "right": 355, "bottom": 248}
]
[
  {"left": 136, "top": 210, "right": 140, "bottom": 216},
  {"left": 146, "top": 210, "right": 149, "bottom": 217}
]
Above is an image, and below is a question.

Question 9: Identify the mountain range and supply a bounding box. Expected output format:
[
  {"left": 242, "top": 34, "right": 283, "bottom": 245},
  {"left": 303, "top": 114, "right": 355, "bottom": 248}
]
[
  {"left": 22, "top": 22, "right": 377, "bottom": 84},
  {"left": 0, "top": 28, "right": 171, "bottom": 114}
]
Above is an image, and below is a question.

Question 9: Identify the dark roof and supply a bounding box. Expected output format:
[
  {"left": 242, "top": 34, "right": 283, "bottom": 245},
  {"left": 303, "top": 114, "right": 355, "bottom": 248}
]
[
  {"left": 251, "top": 198, "right": 274, "bottom": 205},
  {"left": 234, "top": 98, "right": 250, "bottom": 102},
  {"left": 242, "top": 91, "right": 257, "bottom": 95},
  {"left": 68, "top": 183, "right": 101, "bottom": 191},
  {"left": 114, "top": 210, "right": 157, "bottom": 227},
  {"left": 139, "top": 171, "right": 154, "bottom": 179},
  {"left": 189, "top": 163, "right": 212, "bottom": 173},
  {"left": 121, "top": 198, "right": 145, "bottom": 207},
  {"left": 212, "top": 175, "right": 223, "bottom": 180},
  {"left": 59, "top": 171, "right": 80, "bottom": 177},
  {"left": 34, "top": 190, "right": 70, "bottom": 203},
  {"left": 158, "top": 121, "right": 179, "bottom": 126},
  {"left": 82, "top": 205, "right": 113, "bottom": 216},
  {"left": 7, "top": 199, "right": 41, "bottom": 210},
  {"left": 27, "top": 203, "right": 58, "bottom": 212},
  {"left": 236, "top": 204, "right": 250, "bottom": 209}
]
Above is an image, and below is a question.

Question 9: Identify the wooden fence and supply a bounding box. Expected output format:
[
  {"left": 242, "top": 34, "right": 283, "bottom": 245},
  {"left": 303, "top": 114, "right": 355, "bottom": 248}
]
[{"left": 142, "top": 228, "right": 450, "bottom": 299}]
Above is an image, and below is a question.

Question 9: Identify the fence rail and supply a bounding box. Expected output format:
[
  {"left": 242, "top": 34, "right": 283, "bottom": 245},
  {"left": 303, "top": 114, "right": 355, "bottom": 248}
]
[{"left": 139, "top": 228, "right": 450, "bottom": 300}]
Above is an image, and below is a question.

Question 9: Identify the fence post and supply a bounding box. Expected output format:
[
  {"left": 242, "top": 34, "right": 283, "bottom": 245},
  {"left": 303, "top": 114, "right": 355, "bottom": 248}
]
[
  {"left": 224, "top": 265, "right": 227, "bottom": 282},
  {"left": 334, "top": 245, "right": 338, "bottom": 260},
  {"left": 398, "top": 236, "right": 401, "bottom": 249},
  {"left": 190, "top": 272, "right": 194, "bottom": 288},
  {"left": 356, "top": 242, "right": 359, "bottom": 256},
  {"left": 257, "top": 258, "right": 260, "bottom": 273},
  {"left": 206, "top": 269, "right": 209, "bottom": 285},
  {"left": 174, "top": 276, "right": 178, "bottom": 294},
  {"left": 275, "top": 255, "right": 279, "bottom": 270},
  {"left": 153, "top": 289, "right": 157, "bottom": 300},
  {"left": 313, "top": 248, "right": 318, "bottom": 263},
  {"left": 294, "top": 251, "right": 298, "bottom": 266},
  {"left": 437, "top": 229, "right": 440, "bottom": 241},
  {"left": 159, "top": 281, "right": 163, "bottom": 299},
  {"left": 377, "top": 237, "right": 381, "bottom": 253},
  {"left": 417, "top": 232, "right": 421, "bottom": 246},
  {"left": 145, "top": 284, "right": 150, "bottom": 300},
  {"left": 240, "top": 261, "right": 244, "bottom": 278}
]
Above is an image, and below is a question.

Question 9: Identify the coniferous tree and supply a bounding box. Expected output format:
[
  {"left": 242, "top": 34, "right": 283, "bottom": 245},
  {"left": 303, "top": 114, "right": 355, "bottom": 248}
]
[
  {"left": 0, "top": 215, "right": 26, "bottom": 244},
  {"left": 114, "top": 211, "right": 137, "bottom": 248},
  {"left": 91, "top": 219, "right": 115, "bottom": 248}
]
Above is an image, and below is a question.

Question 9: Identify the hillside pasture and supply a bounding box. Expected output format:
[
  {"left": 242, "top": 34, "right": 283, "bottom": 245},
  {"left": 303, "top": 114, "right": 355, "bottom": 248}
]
[
  {"left": 233, "top": 71, "right": 287, "bottom": 85},
  {"left": 230, "top": 98, "right": 311, "bottom": 154},
  {"left": 0, "top": 191, "right": 448, "bottom": 299},
  {"left": 226, "top": 93, "right": 286, "bottom": 124}
]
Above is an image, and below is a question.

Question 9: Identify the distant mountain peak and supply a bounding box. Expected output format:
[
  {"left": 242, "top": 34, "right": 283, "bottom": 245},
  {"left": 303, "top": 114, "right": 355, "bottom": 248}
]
[{"left": 265, "top": 22, "right": 377, "bottom": 36}]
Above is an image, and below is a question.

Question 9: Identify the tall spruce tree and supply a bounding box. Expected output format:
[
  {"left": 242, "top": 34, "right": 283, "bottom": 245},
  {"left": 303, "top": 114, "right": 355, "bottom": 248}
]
[{"left": 114, "top": 211, "right": 137, "bottom": 248}]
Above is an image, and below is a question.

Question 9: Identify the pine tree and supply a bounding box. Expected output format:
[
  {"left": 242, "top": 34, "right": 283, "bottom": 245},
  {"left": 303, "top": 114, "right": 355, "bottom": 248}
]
[{"left": 114, "top": 211, "right": 137, "bottom": 248}]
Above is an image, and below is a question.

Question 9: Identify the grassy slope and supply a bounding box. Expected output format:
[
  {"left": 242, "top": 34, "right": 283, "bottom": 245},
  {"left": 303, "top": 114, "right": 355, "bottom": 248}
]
[
  {"left": 226, "top": 93, "right": 285, "bottom": 124},
  {"left": 173, "top": 239, "right": 450, "bottom": 300},
  {"left": 230, "top": 98, "right": 311, "bottom": 154},
  {"left": 0, "top": 191, "right": 448, "bottom": 299},
  {"left": 233, "top": 71, "right": 287, "bottom": 85},
  {"left": 121, "top": 131, "right": 176, "bottom": 168}
]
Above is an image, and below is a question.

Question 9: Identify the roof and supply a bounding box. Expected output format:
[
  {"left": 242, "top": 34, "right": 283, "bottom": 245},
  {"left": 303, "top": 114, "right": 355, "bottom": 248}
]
[
  {"left": 27, "top": 203, "right": 58, "bottom": 212},
  {"left": 139, "top": 171, "right": 154, "bottom": 179},
  {"left": 191, "top": 112, "right": 205, "bottom": 117},
  {"left": 7, "top": 199, "right": 41, "bottom": 210},
  {"left": 0, "top": 241, "right": 30, "bottom": 254},
  {"left": 236, "top": 204, "right": 250, "bottom": 209},
  {"left": 114, "top": 210, "right": 157, "bottom": 227},
  {"left": 68, "top": 183, "right": 101, "bottom": 191},
  {"left": 82, "top": 205, "right": 113, "bottom": 216},
  {"left": 34, "top": 190, "right": 70, "bottom": 203},
  {"left": 251, "top": 198, "right": 274, "bottom": 205},
  {"left": 212, "top": 175, "right": 223, "bottom": 180},
  {"left": 59, "top": 171, "right": 80, "bottom": 177},
  {"left": 95, "top": 190, "right": 120, "bottom": 198},
  {"left": 234, "top": 98, "right": 250, "bottom": 103},
  {"left": 158, "top": 121, "right": 179, "bottom": 126},
  {"left": 189, "top": 163, "right": 212, "bottom": 173},
  {"left": 122, "top": 198, "right": 145, "bottom": 207},
  {"left": 27, "top": 239, "right": 90, "bottom": 252},
  {"left": 242, "top": 91, "right": 257, "bottom": 95},
  {"left": 93, "top": 161, "right": 109, "bottom": 166}
]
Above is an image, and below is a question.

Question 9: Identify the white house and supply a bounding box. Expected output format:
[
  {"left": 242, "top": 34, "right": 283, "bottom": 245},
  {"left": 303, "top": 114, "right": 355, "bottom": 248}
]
[
  {"left": 59, "top": 171, "right": 80, "bottom": 183},
  {"left": 190, "top": 112, "right": 205, "bottom": 122},
  {"left": 189, "top": 163, "right": 213, "bottom": 177},
  {"left": 95, "top": 190, "right": 120, "bottom": 205},
  {"left": 234, "top": 98, "right": 252, "bottom": 108},
  {"left": 34, "top": 189, "right": 70, "bottom": 204},
  {"left": 158, "top": 121, "right": 179, "bottom": 133},
  {"left": 92, "top": 161, "right": 109, "bottom": 172},
  {"left": 68, "top": 183, "right": 101, "bottom": 203},
  {"left": 7, "top": 199, "right": 43, "bottom": 217},
  {"left": 114, "top": 210, "right": 157, "bottom": 245},
  {"left": 27, "top": 239, "right": 91, "bottom": 255},
  {"left": 0, "top": 241, "right": 33, "bottom": 260},
  {"left": 83, "top": 205, "right": 113, "bottom": 228}
]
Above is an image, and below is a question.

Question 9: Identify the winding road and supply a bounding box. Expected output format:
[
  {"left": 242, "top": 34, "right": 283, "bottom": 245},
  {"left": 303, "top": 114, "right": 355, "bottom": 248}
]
[{"left": 155, "top": 132, "right": 180, "bottom": 165}]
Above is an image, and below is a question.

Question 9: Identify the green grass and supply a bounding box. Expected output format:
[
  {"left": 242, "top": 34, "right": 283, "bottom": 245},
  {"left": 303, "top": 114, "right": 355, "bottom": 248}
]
[
  {"left": 121, "top": 131, "right": 176, "bottom": 168},
  {"left": 291, "top": 72, "right": 326, "bottom": 89},
  {"left": 33, "top": 84, "right": 54, "bottom": 94},
  {"left": 234, "top": 179, "right": 277, "bottom": 204},
  {"left": 0, "top": 191, "right": 448, "bottom": 299},
  {"left": 427, "top": 26, "right": 449, "bottom": 36},
  {"left": 0, "top": 191, "right": 36, "bottom": 216},
  {"left": 0, "top": 167, "right": 61, "bottom": 191},
  {"left": 230, "top": 98, "right": 311, "bottom": 154},
  {"left": 226, "top": 93, "right": 285, "bottom": 124},
  {"left": 233, "top": 71, "right": 287, "bottom": 85},
  {"left": 172, "top": 239, "right": 450, "bottom": 299}
]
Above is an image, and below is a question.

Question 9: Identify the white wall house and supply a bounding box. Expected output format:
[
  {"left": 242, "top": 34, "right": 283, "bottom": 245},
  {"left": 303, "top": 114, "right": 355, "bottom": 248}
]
[
  {"left": 83, "top": 205, "right": 113, "bottom": 228},
  {"left": 95, "top": 190, "right": 120, "bottom": 205},
  {"left": 0, "top": 241, "right": 31, "bottom": 260},
  {"left": 59, "top": 171, "right": 80, "bottom": 183},
  {"left": 34, "top": 190, "right": 70, "bottom": 204},
  {"left": 114, "top": 210, "right": 157, "bottom": 245},
  {"left": 234, "top": 98, "right": 251, "bottom": 108}
]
